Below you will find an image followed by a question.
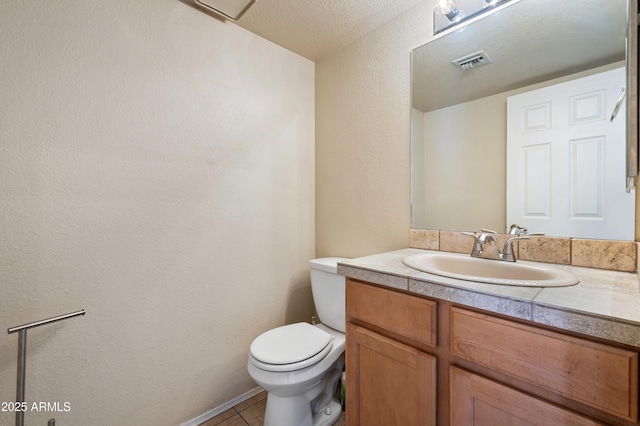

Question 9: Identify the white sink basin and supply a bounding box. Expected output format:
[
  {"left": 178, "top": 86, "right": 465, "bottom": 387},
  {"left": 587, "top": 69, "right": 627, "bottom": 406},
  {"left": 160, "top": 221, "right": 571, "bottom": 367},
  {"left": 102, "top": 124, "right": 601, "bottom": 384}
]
[{"left": 403, "top": 252, "right": 579, "bottom": 287}]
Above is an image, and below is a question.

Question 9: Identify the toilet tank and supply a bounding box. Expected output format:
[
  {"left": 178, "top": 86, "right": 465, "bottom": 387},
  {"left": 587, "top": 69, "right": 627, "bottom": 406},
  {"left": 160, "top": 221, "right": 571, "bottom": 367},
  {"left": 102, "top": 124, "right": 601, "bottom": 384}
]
[{"left": 309, "top": 257, "right": 348, "bottom": 333}]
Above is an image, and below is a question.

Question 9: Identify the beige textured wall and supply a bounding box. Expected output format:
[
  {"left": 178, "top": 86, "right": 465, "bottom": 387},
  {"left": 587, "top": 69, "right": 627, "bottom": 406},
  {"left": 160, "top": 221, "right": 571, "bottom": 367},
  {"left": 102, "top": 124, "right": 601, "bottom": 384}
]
[
  {"left": 315, "top": 2, "right": 432, "bottom": 258},
  {"left": 0, "top": 1, "right": 314, "bottom": 425}
]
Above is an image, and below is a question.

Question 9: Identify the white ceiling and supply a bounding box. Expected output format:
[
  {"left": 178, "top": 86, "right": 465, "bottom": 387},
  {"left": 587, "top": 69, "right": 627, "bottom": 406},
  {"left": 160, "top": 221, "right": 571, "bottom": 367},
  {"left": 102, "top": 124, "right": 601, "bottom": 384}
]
[{"left": 232, "top": 0, "right": 425, "bottom": 61}]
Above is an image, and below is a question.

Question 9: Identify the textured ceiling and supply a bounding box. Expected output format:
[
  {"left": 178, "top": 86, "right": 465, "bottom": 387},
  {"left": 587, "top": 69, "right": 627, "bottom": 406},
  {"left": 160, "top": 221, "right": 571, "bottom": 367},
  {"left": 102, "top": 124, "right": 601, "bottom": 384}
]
[{"left": 233, "top": 0, "right": 425, "bottom": 61}]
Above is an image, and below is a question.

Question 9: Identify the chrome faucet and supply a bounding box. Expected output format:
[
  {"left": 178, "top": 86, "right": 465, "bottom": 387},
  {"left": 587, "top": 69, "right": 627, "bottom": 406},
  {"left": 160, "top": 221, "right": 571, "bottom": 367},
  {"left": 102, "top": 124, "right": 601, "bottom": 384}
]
[{"left": 462, "top": 229, "right": 529, "bottom": 262}]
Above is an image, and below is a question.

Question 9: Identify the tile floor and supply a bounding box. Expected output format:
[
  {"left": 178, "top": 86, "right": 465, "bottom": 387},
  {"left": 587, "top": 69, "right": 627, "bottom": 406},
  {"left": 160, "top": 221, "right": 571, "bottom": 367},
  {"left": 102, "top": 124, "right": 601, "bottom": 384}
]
[{"left": 200, "top": 391, "right": 346, "bottom": 426}]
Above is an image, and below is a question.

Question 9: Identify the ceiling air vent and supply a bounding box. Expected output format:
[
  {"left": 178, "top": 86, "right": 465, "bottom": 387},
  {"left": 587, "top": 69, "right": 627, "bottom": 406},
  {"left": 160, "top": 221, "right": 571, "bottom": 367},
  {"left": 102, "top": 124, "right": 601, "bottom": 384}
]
[{"left": 452, "top": 51, "right": 493, "bottom": 70}]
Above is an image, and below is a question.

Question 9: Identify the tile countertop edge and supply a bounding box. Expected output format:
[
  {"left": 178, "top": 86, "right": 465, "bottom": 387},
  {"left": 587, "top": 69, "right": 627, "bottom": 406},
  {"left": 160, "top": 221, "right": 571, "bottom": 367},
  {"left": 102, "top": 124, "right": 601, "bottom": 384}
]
[
  {"left": 337, "top": 264, "right": 410, "bottom": 291},
  {"left": 409, "top": 278, "right": 533, "bottom": 321},
  {"left": 531, "top": 304, "right": 640, "bottom": 347},
  {"left": 338, "top": 249, "right": 640, "bottom": 348}
]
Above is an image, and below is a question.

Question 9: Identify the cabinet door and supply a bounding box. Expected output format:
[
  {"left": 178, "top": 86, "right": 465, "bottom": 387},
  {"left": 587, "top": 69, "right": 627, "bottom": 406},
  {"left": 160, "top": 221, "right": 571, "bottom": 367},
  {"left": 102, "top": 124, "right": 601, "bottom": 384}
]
[
  {"left": 450, "top": 367, "right": 603, "bottom": 426},
  {"left": 346, "top": 323, "right": 436, "bottom": 426}
]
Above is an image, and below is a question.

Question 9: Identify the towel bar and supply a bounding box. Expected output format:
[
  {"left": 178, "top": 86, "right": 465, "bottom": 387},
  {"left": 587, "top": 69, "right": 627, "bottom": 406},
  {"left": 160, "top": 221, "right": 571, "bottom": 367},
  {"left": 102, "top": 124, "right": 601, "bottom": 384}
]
[{"left": 7, "top": 309, "right": 85, "bottom": 426}]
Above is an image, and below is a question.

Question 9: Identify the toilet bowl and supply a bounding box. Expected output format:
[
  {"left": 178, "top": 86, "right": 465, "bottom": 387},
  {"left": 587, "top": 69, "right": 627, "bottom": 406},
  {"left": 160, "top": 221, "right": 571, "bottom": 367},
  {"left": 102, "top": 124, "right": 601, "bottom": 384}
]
[{"left": 247, "top": 257, "right": 348, "bottom": 426}]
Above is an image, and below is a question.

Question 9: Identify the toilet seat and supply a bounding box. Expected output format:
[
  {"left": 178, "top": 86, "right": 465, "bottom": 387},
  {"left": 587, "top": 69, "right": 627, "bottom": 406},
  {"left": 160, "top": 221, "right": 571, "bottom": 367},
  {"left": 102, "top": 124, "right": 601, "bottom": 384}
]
[{"left": 250, "top": 322, "right": 334, "bottom": 372}]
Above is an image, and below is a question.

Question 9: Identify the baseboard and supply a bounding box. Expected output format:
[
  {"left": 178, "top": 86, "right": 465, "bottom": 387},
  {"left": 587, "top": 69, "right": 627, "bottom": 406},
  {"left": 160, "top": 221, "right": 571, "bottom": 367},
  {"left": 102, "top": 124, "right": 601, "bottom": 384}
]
[{"left": 180, "top": 386, "right": 264, "bottom": 426}]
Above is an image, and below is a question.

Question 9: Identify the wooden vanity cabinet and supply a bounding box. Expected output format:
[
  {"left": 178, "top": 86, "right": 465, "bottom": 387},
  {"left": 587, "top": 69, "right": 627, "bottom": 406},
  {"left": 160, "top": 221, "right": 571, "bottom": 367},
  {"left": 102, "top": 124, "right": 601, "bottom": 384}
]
[{"left": 345, "top": 278, "right": 640, "bottom": 426}]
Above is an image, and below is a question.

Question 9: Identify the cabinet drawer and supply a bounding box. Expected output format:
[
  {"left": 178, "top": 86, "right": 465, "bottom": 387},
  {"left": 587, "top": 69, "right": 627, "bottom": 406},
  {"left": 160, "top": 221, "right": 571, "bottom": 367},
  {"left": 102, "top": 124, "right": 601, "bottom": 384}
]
[
  {"left": 451, "top": 308, "right": 639, "bottom": 422},
  {"left": 347, "top": 279, "right": 437, "bottom": 347}
]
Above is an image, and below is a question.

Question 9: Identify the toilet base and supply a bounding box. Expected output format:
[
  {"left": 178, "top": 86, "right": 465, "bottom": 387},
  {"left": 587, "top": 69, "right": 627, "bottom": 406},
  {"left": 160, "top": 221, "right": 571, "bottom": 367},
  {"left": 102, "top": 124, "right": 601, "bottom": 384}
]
[
  {"left": 264, "top": 395, "right": 342, "bottom": 426},
  {"left": 262, "top": 355, "right": 344, "bottom": 426},
  {"left": 313, "top": 398, "right": 342, "bottom": 426}
]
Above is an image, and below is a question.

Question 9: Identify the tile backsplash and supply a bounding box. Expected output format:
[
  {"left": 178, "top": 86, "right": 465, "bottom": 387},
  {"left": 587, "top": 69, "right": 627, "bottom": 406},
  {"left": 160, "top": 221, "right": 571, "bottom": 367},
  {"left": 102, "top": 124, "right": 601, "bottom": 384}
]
[{"left": 409, "top": 229, "right": 638, "bottom": 273}]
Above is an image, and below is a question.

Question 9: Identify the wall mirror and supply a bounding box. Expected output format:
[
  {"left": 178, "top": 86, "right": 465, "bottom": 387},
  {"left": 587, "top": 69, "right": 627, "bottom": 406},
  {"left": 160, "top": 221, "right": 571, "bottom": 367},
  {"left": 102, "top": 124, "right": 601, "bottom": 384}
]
[{"left": 411, "top": 0, "right": 638, "bottom": 240}]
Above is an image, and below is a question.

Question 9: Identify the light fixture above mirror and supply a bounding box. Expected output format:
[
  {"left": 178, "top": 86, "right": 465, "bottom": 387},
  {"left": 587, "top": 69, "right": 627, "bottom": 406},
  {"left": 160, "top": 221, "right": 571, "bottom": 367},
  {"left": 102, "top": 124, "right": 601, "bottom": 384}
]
[
  {"left": 433, "top": 0, "right": 515, "bottom": 34},
  {"left": 193, "top": 0, "right": 256, "bottom": 21}
]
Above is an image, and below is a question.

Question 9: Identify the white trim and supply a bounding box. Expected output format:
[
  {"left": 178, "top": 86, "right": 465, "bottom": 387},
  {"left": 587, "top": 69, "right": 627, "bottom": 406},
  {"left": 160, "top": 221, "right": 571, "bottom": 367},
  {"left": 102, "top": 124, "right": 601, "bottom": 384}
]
[{"left": 180, "top": 386, "right": 264, "bottom": 426}]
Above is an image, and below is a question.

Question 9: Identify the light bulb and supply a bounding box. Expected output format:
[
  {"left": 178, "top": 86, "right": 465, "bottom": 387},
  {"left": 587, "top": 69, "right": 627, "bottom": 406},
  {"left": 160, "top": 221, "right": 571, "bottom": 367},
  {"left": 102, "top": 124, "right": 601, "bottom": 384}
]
[{"left": 434, "top": 0, "right": 459, "bottom": 21}]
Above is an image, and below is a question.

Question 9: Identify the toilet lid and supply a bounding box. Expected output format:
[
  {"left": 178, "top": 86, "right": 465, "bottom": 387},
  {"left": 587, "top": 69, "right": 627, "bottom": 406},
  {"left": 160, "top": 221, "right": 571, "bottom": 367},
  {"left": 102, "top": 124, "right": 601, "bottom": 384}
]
[{"left": 250, "top": 322, "right": 333, "bottom": 368}]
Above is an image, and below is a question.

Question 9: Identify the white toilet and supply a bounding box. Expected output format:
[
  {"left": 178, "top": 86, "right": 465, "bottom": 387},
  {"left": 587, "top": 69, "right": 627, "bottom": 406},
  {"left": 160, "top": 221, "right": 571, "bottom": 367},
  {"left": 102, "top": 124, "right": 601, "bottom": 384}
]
[{"left": 247, "top": 257, "right": 348, "bottom": 426}]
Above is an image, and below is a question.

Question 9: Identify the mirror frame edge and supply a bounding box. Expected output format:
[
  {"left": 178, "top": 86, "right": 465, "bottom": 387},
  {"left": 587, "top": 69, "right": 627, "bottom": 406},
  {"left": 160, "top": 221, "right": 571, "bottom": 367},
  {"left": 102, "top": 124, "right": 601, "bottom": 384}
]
[{"left": 628, "top": 0, "right": 639, "bottom": 241}]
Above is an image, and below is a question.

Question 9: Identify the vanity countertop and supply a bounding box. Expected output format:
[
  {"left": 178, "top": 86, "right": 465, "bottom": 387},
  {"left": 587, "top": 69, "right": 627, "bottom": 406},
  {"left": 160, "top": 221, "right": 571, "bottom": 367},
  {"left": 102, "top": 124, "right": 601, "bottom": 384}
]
[{"left": 338, "top": 248, "right": 640, "bottom": 347}]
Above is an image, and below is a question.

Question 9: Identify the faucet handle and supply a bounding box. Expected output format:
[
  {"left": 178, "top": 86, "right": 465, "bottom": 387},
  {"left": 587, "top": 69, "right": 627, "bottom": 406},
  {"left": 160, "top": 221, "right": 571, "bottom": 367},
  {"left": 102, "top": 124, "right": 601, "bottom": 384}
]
[
  {"left": 508, "top": 224, "right": 545, "bottom": 237},
  {"left": 508, "top": 224, "right": 527, "bottom": 235},
  {"left": 476, "top": 229, "right": 498, "bottom": 243},
  {"left": 461, "top": 229, "right": 496, "bottom": 238},
  {"left": 501, "top": 236, "right": 529, "bottom": 262},
  {"left": 461, "top": 232, "right": 482, "bottom": 257}
]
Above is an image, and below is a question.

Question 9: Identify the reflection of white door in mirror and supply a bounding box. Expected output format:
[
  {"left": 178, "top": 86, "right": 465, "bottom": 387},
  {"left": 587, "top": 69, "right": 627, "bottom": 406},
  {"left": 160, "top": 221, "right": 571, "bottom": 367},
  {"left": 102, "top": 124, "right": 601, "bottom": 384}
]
[{"left": 506, "top": 67, "right": 635, "bottom": 240}]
